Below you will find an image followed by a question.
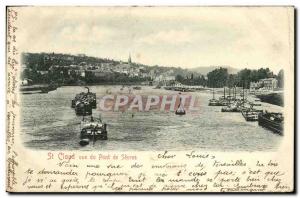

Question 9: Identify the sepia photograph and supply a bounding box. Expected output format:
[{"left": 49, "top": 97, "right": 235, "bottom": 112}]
[
  {"left": 6, "top": 6, "right": 294, "bottom": 193},
  {"left": 18, "top": 7, "right": 286, "bottom": 151}
]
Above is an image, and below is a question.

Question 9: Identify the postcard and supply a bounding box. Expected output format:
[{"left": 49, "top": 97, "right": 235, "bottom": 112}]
[{"left": 6, "top": 6, "right": 294, "bottom": 192}]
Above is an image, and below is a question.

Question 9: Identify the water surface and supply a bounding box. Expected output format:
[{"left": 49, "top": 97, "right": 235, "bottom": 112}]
[{"left": 20, "top": 86, "right": 282, "bottom": 151}]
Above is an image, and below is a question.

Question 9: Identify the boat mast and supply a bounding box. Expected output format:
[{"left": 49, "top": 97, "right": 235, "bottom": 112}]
[
  {"left": 224, "top": 87, "right": 225, "bottom": 99},
  {"left": 234, "top": 85, "right": 236, "bottom": 98},
  {"left": 234, "top": 86, "right": 236, "bottom": 100},
  {"left": 228, "top": 87, "right": 231, "bottom": 103},
  {"left": 243, "top": 84, "right": 245, "bottom": 106},
  {"left": 213, "top": 87, "right": 215, "bottom": 100}
]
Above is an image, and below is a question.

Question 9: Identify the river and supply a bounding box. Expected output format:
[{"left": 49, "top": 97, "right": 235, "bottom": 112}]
[{"left": 20, "top": 85, "right": 283, "bottom": 151}]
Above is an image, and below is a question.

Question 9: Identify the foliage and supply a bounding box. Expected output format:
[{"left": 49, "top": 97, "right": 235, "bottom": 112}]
[
  {"left": 276, "top": 69, "right": 284, "bottom": 88},
  {"left": 206, "top": 67, "right": 277, "bottom": 88}
]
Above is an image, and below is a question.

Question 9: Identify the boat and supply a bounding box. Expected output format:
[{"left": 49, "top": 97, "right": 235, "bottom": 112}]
[
  {"left": 221, "top": 102, "right": 239, "bottom": 112},
  {"left": 208, "top": 87, "right": 218, "bottom": 106},
  {"left": 75, "top": 101, "right": 92, "bottom": 116},
  {"left": 218, "top": 98, "right": 229, "bottom": 106},
  {"left": 241, "top": 106, "right": 263, "bottom": 121},
  {"left": 79, "top": 138, "right": 90, "bottom": 146},
  {"left": 242, "top": 111, "right": 259, "bottom": 121},
  {"left": 154, "top": 85, "right": 161, "bottom": 89},
  {"left": 258, "top": 112, "right": 284, "bottom": 135},
  {"left": 225, "top": 95, "right": 235, "bottom": 102},
  {"left": 236, "top": 105, "right": 248, "bottom": 112},
  {"left": 232, "top": 85, "right": 248, "bottom": 112},
  {"left": 175, "top": 97, "right": 186, "bottom": 115},
  {"left": 79, "top": 116, "right": 108, "bottom": 146},
  {"left": 164, "top": 86, "right": 173, "bottom": 90},
  {"left": 249, "top": 102, "right": 262, "bottom": 106},
  {"left": 71, "top": 87, "right": 96, "bottom": 109},
  {"left": 208, "top": 87, "right": 227, "bottom": 106},
  {"left": 133, "top": 86, "right": 142, "bottom": 90},
  {"left": 209, "top": 99, "right": 221, "bottom": 106},
  {"left": 176, "top": 87, "right": 194, "bottom": 92},
  {"left": 106, "top": 89, "right": 112, "bottom": 94},
  {"left": 20, "top": 83, "right": 58, "bottom": 94},
  {"left": 222, "top": 100, "right": 248, "bottom": 113},
  {"left": 40, "top": 83, "right": 59, "bottom": 93}
]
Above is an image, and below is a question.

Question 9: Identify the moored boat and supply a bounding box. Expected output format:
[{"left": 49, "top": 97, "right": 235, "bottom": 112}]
[
  {"left": 221, "top": 102, "right": 239, "bottom": 112},
  {"left": 241, "top": 110, "right": 262, "bottom": 121},
  {"left": 209, "top": 87, "right": 229, "bottom": 106},
  {"left": 154, "top": 85, "right": 161, "bottom": 89},
  {"left": 208, "top": 87, "right": 221, "bottom": 106},
  {"left": 218, "top": 99, "right": 229, "bottom": 106},
  {"left": 209, "top": 99, "right": 221, "bottom": 106},
  {"left": 133, "top": 86, "right": 142, "bottom": 90},
  {"left": 249, "top": 102, "right": 262, "bottom": 106},
  {"left": 258, "top": 112, "right": 284, "bottom": 135},
  {"left": 79, "top": 138, "right": 90, "bottom": 146},
  {"left": 71, "top": 87, "right": 96, "bottom": 109},
  {"left": 79, "top": 116, "right": 108, "bottom": 146},
  {"left": 20, "top": 83, "right": 58, "bottom": 94},
  {"left": 75, "top": 101, "right": 92, "bottom": 116},
  {"left": 241, "top": 105, "right": 263, "bottom": 121}
]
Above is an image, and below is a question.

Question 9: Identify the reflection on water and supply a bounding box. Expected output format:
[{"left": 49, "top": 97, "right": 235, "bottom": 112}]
[{"left": 20, "top": 86, "right": 282, "bottom": 151}]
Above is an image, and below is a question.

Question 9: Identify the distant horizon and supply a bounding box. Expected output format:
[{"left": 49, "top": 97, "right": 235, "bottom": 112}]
[{"left": 23, "top": 51, "right": 283, "bottom": 75}]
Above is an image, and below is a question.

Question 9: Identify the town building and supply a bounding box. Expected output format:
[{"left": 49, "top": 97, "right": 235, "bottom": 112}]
[{"left": 250, "top": 78, "right": 278, "bottom": 92}]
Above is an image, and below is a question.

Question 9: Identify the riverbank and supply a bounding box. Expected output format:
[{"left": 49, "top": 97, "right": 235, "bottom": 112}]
[{"left": 255, "top": 92, "right": 283, "bottom": 107}]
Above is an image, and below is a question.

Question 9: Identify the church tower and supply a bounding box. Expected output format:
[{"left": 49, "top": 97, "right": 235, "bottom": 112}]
[{"left": 128, "top": 53, "right": 132, "bottom": 64}]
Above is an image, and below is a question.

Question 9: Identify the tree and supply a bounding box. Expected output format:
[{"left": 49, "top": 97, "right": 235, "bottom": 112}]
[
  {"left": 175, "top": 74, "right": 184, "bottom": 82},
  {"left": 227, "top": 74, "right": 237, "bottom": 88},
  {"left": 236, "top": 68, "right": 251, "bottom": 88},
  {"left": 207, "top": 67, "right": 228, "bottom": 87},
  {"left": 277, "top": 69, "right": 284, "bottom": 88}
]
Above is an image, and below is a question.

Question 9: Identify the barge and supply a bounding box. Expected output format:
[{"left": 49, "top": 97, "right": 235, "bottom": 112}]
[
  {"left": 258, "top": 112, "right": 284, "bottom": 135},
  {"left": 79, "top": 116, "right": 108, "bottom": 146},
  {"left": 75, "top": 101, "right": 92, "bottom": 116},
  {"left": 71, "top": 87, "right": 96, "bottom": 109},
  {"left": 241, "top": 109, "right": 263, "bottom": 121},
  {"left": 20, "top": 83, "right": 58, "bottom": 94}
]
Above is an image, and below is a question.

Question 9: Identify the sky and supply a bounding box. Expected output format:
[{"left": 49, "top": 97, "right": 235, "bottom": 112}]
[{"left": 16, "top": 6, "right": 293, "bottom": 73}]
